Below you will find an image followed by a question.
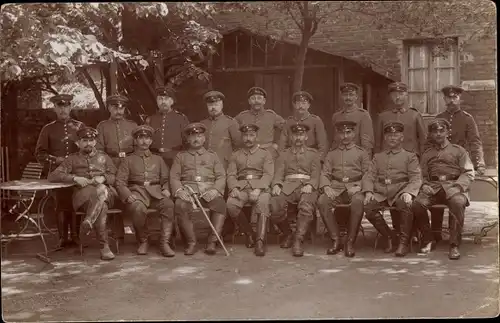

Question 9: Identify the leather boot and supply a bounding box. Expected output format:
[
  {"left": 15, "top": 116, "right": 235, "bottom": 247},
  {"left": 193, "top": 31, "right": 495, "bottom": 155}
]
[
  {"left": 56, "top": 211, "right": 70, "bottom": 248},
  {"left": 292, "top": 218, "right": 310, "bottom": 257},
  {"left": 390, "top": 209, "right": 401, "bottom": 236},
  {"left": 179, "top": 216, "right": 197, "bottom": 256},
  {"left": 96, "top": 212, "right": 115, "bottom": 261},
  {"left": 254, "top": 215, "right": 267, "bottom": 257},
  {"left": 205, "top": 212, "right": 225, "bottom": 255},
  {"left": 431, "top": 208, "right": 444, "bottom": 244},
  {"left": 449, "top": 245, "right": 460, "bottom": 260},
  {"left": 368, "top": 212, "right": 396, "bottom": 253},
  {"left": 275, "top": 221, "right": 293, "bottom": 248},
  {"left": 237, "top": 212, "right": 255, "bottom": 248},
  {"left": 159, "top": 218, "right": 175, "bottom": 257},
  {"left": 345, "top": 207, "right": 363, "bottom": 258},
  {"left": 134, "top": 223, "right": 148, "bottom": 255},
  {"left": 321, "top": 208, "right": 341, "bottom": 255},
  {"left": 395, "top": 212, "right": 413, "bottom": 257}
]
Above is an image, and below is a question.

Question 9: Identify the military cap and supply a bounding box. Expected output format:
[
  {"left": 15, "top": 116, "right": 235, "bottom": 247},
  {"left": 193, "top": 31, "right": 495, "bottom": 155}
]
[
  {"left": 106, "top": 94, "right": 129, "bottom": 106},
  {"left": 292, "top": 91, "right": 313, "bottom": 103},
  {"left": 428, "top": 118, "right": 451, "bottom": 132},
  {"left": 183, "top": 122, "right": 207, "bottom": 135},
  {"left": 340, "top": 83, "right": 360, "bottom": 93},
  {"left": 156, "top": 86, "right": 176, "bottom": 99},
  {"left": 388, "top": 82, "right": 408, "bottom": 93},
  {"left": 50, "top": 94, "right": 74, "bottom": 105},
  {"left": 441, "top": 85, "right": 464, "bottom": 96},
  {"left": 383, "top": 121, "right": 405, "bottom": 133},
  {"left": 334, "top": 120, "right": 357, "bottom": 132},
  {"left": 290, "top": 123, "right": 310, "bottom": 134},
  {"left": 247, "top": 86, "right": 267, "bottom": 98},
  {"left": 203, "top": 90, "right": 225, "bottom": 103},
  {"left": 239, "top": 123, "right": 259, "bottom": 133},
  {"left": 132, "top": 125, "right": 154, "bottom": 138},
  {"left": 77, "top": 127, "right": 98, "bottom": 140}
]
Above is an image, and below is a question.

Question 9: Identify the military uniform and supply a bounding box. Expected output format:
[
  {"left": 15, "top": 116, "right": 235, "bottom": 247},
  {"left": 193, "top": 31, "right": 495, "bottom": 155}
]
[
  {"left": 363, "top": 121, "right": 422, "bottom": 257},
  {"left": 279, "top": 91, "right": 328, "bottom": 160},
  {"left": 375, "top": 83, "right": 427, "bottom": 155},
  {"left": 270, "top": 124, "right": 321, "bottom": 257},
  {"left": 317, "top": 121, "right": 370, "bottom": 257},
  {"left": 171, "top": 123, "right": 227, "bottom": 255},
  {"left": 47, "top": 127, "right": 117, "bottom": 260},
  {"left": 115, "top": 125, "right": 175, "bottom": 257},
  {"left": 35, "top": 94, "right": 85, "bottom": 247},
  {"left": 200, "top": 91, "right": 241, "bottom": 169},
  {"left": 412, "top": 119, "right": 475, "bottom": 260},
  {"left": 146, "top": 87, "right": 189, "bottom": 167},
  {"left": 226, "top": 124, "right": 274, "bottom": 256},
  {"left": 235, "top": 87, "right": 285, "bottom": 159}
]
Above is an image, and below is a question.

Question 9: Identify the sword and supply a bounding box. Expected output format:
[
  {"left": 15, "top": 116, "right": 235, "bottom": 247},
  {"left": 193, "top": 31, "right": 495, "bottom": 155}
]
[{"left": 183, "top": 185, "right": 230, "bottom": 256}]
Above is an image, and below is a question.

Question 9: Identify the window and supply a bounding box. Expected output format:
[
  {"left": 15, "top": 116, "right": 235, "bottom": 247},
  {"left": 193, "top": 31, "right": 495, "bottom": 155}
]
[{"left": 404, "top": 39, "right": 459, "bottom": 115}]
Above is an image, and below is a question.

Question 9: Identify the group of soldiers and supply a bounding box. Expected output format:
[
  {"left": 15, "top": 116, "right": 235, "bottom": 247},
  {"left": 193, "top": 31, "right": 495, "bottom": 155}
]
[{"left": 35, "top": 80, "right": 485, "bottom": 262}]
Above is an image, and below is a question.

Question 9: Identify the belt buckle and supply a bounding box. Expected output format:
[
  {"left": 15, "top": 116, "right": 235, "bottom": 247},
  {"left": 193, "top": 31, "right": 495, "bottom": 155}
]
[
  {"left": 159, "top": 148, "right": 165, "bottom": 153},
  {"left": 439, "top": 175, "right": 447, "bottom": 181},
  {"left": 118, "top": 152, "right": 126, "bottom": 158},
  {"left": 246, "top": 175, "right": 254, "bottom": 180},
  {"left": 342, "top": 177, "right": 349, "bottom": 183},
  {"left": 384, "top": 179, "right": 392, "bottom": 185},
  {"left": 144, "top": 181, "right": 151, "bottom": 186},
  {"left": 194, "top": 176, "right": 202, "bottom": 182}
]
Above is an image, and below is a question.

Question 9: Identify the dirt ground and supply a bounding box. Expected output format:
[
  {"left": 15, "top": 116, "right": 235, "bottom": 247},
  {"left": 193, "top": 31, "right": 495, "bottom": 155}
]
[{"left": 2, "top": 202, "right": 499, "bottom": 321}]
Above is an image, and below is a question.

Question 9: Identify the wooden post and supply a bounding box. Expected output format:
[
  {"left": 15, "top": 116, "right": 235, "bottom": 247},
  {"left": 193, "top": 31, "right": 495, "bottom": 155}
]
[
  {"left": 250, "top": 35, "right": 254, "bottom": 67},
  {"left": 235, "top": 34, "right": 239, "bottom": 69},
  {"left": 154, "top": 57, "right": 164, "bottom": 88},
  {"left": 107, "top": 59, "right": 118, "bottom": 96},
  {"left": 207, "top": 52, "right": 214, "bottom": 90}
]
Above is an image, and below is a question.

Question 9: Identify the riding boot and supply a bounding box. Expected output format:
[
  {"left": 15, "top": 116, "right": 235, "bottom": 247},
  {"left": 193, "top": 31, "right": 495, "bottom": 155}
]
[
  {"left": 395, "top": 211, "right": 413, "bottom": 257},
  {"left": 205, "top": 212, "right": 226, "bottom": 255},
  {"left": 321, "top": 208, "right": 341, "bottom": 255},
  {"left": 237, "top": 211, "right": 255, "bottom": 248},
  {"left": 275, "top": 221, "right": 293, "bottom": 248},
  {"left": 66, "top": 211, "right": 79, "bottom": 246},
  {"left": 369, "top": 212, "right": 396, "bottom": 253},
  {"left": 254, "top": 215, "right": 267, "bottom": 257},
  {"left": 390, "top": 209, "right": 401, "bottom": 236},
  {"left": 57, "top": 211, "right": 70, "bottom": 247},
  {"left": 133, "top": 213, "right": 149, "bottom": 256},
  {"left": 292, "top": 218, "right": 310, "bottom": 257},
  {"left": 95, "top": 211, "right": 115, "bottom": 261},
  {"left": 431, "top": 208, "right": 444, "bottom": 244},
  {"left": 345, "top": 208, "right": 363, "bottom": 258},
  {"left": 179, "top": 215, "right": 197, "bottom": 255},
  {"left": 159, "top": 217, "right": 175, "bottom": 257}
]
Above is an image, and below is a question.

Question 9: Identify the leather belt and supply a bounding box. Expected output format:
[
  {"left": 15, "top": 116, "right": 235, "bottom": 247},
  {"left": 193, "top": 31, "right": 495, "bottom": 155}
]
[
  {"left": 331, "top": 175, "right": 363, "bottom": 183},
  {"left": 129, "top": 180, "right": 160, "bottom": 186},
  {"left": 378, "top": 177, "right": 409, "bottom": 185},
  {"left": 181, "top": 175, "right": 215, "bottom": 183},
  {"left": 285, "top": 174, "right": 311, "bottom": 180},
  {"left": 108, "top": 151, "right": 130, "bottom": 158},
  {"left": 430, "top": 175, "right": 459, "bottom": 182},
  {"left": 259, "top": 143, "right": 274, "bottom": 148},
  {"left": 151, "top": 148, "right": 174, "bottom": 153},
  {"left": 237, "top": 175, "right": 262, "bottom": 180}
]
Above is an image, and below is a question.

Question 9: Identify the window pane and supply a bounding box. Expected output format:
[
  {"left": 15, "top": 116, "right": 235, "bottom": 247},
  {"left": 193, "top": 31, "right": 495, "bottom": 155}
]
[
  {"left": 435, "top": 68, "right": 456, "bottom": 90},
  {"left": 408, "top": 92, "right": 428, "bottom": 113},
  {"left": 408, "top": 45, "right": 428, "bottom": 68},
  {"left": 408, "top": 69, "right": 429, "bottom": 91},
  {"left": 434, "top": 47, "right": 456, "bottom": 68},
  {"left": 433, "top": 90, "right": 447, "bottom": 114}
]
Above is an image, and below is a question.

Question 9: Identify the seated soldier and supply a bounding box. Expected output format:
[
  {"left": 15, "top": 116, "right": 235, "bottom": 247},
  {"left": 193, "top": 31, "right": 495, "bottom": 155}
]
[
  {"left": 363, "top": 121, "right": 422, "bottom": 257},
  {"left": 270, "top": 123, "right": 321, "bottom": 257},
  {"left": 412, "top": 118, "right": 475, "bottom": 260},
  {"left": 317, "top": 121, "right": 370, "bottom": 257},
  {"left": 115, "top": 125, "right": 175, "bottom": 257},
  {"left": 226, "top": 123, "right": 274, "bottom": 256},
  {"left": 48, "top": 127, "right": 117, "bottom": 260},
  {"left": 170, "top": 123, "right": 227, "bottom": 256}
]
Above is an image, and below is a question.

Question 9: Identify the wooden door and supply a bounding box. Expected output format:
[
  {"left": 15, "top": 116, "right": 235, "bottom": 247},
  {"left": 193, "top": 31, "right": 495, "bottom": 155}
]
[{"left": 255, "top": 72, "right": 293, "bottom": 118}]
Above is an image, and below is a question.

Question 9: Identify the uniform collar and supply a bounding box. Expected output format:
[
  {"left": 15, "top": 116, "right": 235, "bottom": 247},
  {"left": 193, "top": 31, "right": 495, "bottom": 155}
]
[
  {"left": 110, "top": 117, "right": 125, "bottom": 122},
  {"left": 341, "top": 105, "right": 358, "bottom": 113},
  {"left": 188, "top": 147, "right": 207, "bottom": 155},
  {"left": 291, "top": 146, "right": 305, "bottom": 154},
  {"left": 79, "top": 148, "right": 97, "bottom": 157},
  {"left": 293, "top": 112, "right": 310, "bottom": 121},
  {"left": 386, "top": 147, "right": 403, "bottom": 154},
  {"left": 209, "top": 113, "right": 224, "bottom": 121},
  {"left": 134, "top": 149, "right": 152, "bottom": 157},
  {"left": 243, "top": 144, "right": 260, "bottom": 155},
  {"left": 436, "top": 140, "right": 450, "bottom": 150},
  {"left": 392, "top": 105, "right": 407, "bottom": 113},
  {"left": 56, "top": 118, "right": 73, "bottom": 125},
  {"left": 249, "top": 108, "right": 265, "bottom": 116},
  {"left": 338, "top": 143, "right": 355, "bottom": 150},
  {"left": 445, "top": 106, "right": 462, "bottom": 115},
  {"left": 159, "top": 109, "right": 174, "bottom": 116}
]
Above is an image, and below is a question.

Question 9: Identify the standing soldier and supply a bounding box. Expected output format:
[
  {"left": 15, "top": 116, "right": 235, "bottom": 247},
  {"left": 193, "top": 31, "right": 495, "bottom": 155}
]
[
  {"left": 200, "top": 90, "right": 241, "bottom": 170},
  {"left": 269, "top": 123, "right": 321, "bottom": 257},
  {"left": 363, "top": 121, "right": 422, "bottom": 257},
  {"left": 235, "top": 87, "right": 285, "bottom": 159},
  {"left": 35, "top": 93, "right": 84, "bottom": 248},
  {"left": 375, "top": 82, "right": 426, "bottom": 238},
  {"left": 171, "top": 123, "right": 227, "bottom": 256},
  {"left": 278, "top": 91, "right": 328, "bottom": 160},
  {"left": 317, "top": 121, "right": 370, "bottom": 257},
  {"left": 47, "top": 127, "right": 117, "bottom": 260},
  {"left": 96, "top": 94, "right": 138, "bottom": 244},
  {"left": 146, "top": 86, "right": 189, "bottom": 168},
  {"left": 115, "top": 125, "right": 175, "bottom": 257},
  {"left": 412, "top": 119, "right": 475, "bottom": 260},
  {"left": 429, "top": 85, "right": 486, "bottom": 247},
  {"left": 226, "top": 124, "right": 274, "bottom": 256}
]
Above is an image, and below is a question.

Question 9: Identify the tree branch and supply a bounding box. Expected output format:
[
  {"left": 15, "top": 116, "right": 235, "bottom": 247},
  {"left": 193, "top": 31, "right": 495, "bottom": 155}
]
[
  {"left": 286, "top": 5, "right": 303, "bottom": 31},
  {"left": 81, "top": 67, "right": 106, "bottom": 110}
]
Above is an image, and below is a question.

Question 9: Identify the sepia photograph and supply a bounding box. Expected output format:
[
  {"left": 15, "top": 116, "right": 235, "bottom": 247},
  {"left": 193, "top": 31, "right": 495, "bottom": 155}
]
[{"left": 1, "top": 1, "right": 498, "bottom": 321}]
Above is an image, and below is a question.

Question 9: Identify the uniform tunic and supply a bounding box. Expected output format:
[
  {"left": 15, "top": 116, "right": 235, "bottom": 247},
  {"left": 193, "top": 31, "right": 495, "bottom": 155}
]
[
  {"left": 145, "top": 110, "right": 189, "bottom": 158},
  {"left": 362, "top": 148, "right": 422, "bottom": 206},
  {"left": 331, "top": 107, "right": 374, "bottom": 154},
  {"left": 375, "top": 106, "right": 427, "bottom": 155},
  {"left": 234, "top": 109, "right": 285, "bottom": 148},
  {"left": 200, "top": 114, "right": 241, "bottom": 169},
  {"left": 278, "top": 113, "right": 328, "bottom": 160},
  {"left": 96, "top": 118, "right": 138, "bottom": 164}
]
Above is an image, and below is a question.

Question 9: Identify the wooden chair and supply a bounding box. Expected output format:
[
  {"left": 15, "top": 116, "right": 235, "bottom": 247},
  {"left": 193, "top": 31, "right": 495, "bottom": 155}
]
[{"left": 76, "top": 208, "right": 123, "bottom": 255}]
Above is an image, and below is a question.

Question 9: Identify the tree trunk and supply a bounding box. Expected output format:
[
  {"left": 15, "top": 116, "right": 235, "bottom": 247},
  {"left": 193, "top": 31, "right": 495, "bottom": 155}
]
[
  {"left": 292, "top": 33, "right": 312, "bottom": 93},
  {"left": 81, "top": 67, "right": 106, "bottom": 111}
]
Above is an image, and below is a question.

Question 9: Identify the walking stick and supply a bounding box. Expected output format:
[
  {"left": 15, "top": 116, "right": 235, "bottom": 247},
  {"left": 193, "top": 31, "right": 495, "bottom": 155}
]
[{"left": 183, "top": 185, "right": 230, "bottom": 256}]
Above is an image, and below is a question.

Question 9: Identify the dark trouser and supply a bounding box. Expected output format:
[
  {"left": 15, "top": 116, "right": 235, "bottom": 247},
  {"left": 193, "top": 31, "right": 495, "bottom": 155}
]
[
  {"left": 430, "top": 208, "right": 445, "bottom": 241},
  {"left": 317, "top": 191, "right": 364, "bottom": 244},
  {"left": 412, "top": 189, "right": 467, "bottom": 247},
  {"left": 126, "top": 197, "right": 175, "bottom": 244},
  {"left": 227, "top": 191, "right": 271, "bottom": 242},
  {"left": 365, "top": 198, "right": 413, "bottom": 245},
  {"left": 54, "top": 188, "right": 76, "bottom": 243},
  {"left": 79, "top": 200, "right": 110, "bottom": 248}
]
